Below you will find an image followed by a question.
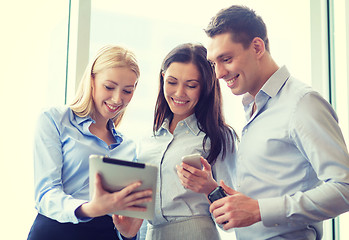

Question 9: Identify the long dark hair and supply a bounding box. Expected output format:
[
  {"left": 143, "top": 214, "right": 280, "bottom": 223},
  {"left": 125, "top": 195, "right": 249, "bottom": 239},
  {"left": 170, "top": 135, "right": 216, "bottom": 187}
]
[{"left": 153, "top": 43, "right": 236, "bottom": 165}]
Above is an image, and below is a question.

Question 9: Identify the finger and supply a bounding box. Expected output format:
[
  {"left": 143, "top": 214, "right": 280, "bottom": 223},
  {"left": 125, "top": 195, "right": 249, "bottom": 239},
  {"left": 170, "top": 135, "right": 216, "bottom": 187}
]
[
  {"left": 220, "top": 180, "right": 237, "bottom": 195},
  {"left": 124, "top": 205, "right": 148, "bottom": 212},
  {"left": 112, "top": 214, "right": 122, "bottom": 225},
  {"left": 176, "top": 165, "right": 186, "bottom": 179},
  {"left": 119, "top": 181, "right": 142, "bottom": 197},
  {"left": 180, "top": 162, "right": 201, "bottom": 175},
  {"left": 201, "top": 157, "right": 212, "bottom": 171},
  {"left": 209, "top": 195, "right": 226, "bottom": 213},
  {"left": 129, "top": 189, "right": 153, "bottom": 200},
  {"left": 121, "top": 190, "right": 153, "bottom": 206},
  {"left": 214, "top": 213, "right": 230, "bottom": 226},
  {"left": 181, "top": 164, "right": 208, "bottom": 180},
  {"left": 117, "top": 197, "right": 151, "bottom": 212},
  {"left": 94, "top": 173, "right": 106, "bottom": 194},
  {"left": 222, "top": 220, "right": 234, "bottom": 231}
]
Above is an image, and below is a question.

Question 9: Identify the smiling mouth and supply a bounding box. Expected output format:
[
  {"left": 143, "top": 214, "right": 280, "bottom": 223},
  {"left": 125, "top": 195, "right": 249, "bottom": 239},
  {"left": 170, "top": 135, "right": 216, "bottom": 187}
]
[
  {"left": 172, "top": 98, "right": 188, "bottom": 105},
  {"left": 106, "top": 103, "right": 121, "bottom": 112},
  {"left": 226, "top": 74, "right": 240, "bottom": 87}
]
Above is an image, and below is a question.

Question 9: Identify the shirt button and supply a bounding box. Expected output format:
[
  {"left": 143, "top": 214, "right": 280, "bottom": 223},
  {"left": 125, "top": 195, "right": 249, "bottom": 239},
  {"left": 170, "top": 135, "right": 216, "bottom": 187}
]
[
  {"left": 185, "top": 131, "right": 189, "bottom": 134},
  {"left": 163, "top": 132, "right": 166, "bottom": 136},
  {"left": 180, "top": 122, "right": 184, "bottom": 126}
]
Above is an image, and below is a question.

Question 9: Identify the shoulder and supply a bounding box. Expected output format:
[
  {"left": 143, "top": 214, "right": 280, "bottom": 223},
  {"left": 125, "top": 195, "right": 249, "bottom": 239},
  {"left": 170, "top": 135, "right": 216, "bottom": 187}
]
[
  {"left": 39, "top": 105, "right": 72, "bottom": 120},
  {"left": 36, "top": 105, "right": 75, "bottom": 131},
  {"left": 295, "top": 91, "right": 338, "bottom": 122},
  {"left": 277, "top": 77, "right": 326, "bottom": 114},
  {"left": 283, "top": 77, "right": 334, "bottom": 115},
  {"left": 282, "top": 76, "right": 313, "bottom": 99}
]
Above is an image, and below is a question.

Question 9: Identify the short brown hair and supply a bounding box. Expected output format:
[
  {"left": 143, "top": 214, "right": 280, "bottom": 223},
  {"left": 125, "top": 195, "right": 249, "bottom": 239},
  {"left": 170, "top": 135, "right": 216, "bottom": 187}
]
[{"left": 205, "top": 5, "right": 270, "bottom": 52}]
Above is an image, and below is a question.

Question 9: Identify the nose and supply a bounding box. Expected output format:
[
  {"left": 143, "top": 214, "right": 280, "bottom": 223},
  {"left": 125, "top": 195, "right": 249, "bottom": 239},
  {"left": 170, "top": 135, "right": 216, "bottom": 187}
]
[
  {"left": 215, "top": 63, "right": 228, "bottom": 80},
  {"left": 175, "top": 84, "right": 186, "bottom": 97},
  {"left": 111, "top": 90, "right": 122, "bottom": 103}
]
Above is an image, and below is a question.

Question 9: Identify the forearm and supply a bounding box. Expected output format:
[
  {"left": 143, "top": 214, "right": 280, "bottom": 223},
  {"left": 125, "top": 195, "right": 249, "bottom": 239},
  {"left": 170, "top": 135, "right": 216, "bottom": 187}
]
[
  {"left": 259, "top": 182, "right": 349, "bottom": 227},
  {"left": 36, "top": 188, "right": 88, "bottom": 223}
]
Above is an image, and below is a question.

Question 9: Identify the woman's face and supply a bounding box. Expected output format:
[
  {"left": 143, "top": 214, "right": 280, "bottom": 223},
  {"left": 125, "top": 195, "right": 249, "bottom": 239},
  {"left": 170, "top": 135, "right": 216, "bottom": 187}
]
[
  {"left": 92, "top": 67, "right": 137, "bottom": 124},
  {"left": 163, "top": 62, "right": 201, "bottom": 122}
]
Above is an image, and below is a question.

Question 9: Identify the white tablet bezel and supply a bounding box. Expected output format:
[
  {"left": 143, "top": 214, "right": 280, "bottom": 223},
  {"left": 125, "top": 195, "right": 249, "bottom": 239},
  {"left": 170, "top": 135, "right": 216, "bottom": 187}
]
[{"left": 89, "top": 154, "right": 157, "bottom": 220}]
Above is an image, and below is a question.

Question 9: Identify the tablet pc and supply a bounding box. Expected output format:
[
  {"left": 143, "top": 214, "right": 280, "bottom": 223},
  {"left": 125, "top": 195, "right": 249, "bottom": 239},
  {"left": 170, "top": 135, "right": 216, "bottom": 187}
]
[{"left": 89, "top": 154, "right": 157, "bottom": 220}]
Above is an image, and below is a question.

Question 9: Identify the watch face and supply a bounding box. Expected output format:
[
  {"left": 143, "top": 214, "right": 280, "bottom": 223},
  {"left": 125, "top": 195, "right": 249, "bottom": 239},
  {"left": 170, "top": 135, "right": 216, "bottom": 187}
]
[{"left": 208, "top": 186, "right": 227, "bottom": 203}]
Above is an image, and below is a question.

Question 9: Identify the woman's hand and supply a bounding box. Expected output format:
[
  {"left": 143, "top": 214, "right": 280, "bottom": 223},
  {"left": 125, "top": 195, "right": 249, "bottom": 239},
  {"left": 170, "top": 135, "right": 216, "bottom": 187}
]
[
  {"left": 176, "top": 157, "right": 218, "bottom": 195},
  {"left": 112, "top": 214, "right": 143, "bottom": 238},
  {"left": 76, "top": 173, "right": 152, "bottom": 218}
]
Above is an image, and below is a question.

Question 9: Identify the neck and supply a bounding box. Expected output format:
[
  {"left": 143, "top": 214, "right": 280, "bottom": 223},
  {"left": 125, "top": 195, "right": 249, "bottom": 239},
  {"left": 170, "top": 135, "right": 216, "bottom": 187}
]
[
  {"left": 251, "top": 55, "right": 279, "bottom": 97},
  {"left": 169, "top": 115, "right": 186, "bottom": 134},
  {"left": 92, "top": 114, "right": 109, "bottom": 132},
  {"left": 262, "top": 56, "right": 279, "bottom": 82}
]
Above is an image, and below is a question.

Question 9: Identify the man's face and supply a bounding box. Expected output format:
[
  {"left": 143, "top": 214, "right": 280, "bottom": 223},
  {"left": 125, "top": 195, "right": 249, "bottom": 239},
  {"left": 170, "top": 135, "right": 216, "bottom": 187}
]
[{"left": 207, "top": 32, "right": 261, "bottom": 97}]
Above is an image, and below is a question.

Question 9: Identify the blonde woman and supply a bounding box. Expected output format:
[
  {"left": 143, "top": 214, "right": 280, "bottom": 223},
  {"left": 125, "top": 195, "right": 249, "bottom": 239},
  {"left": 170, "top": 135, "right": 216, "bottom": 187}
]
[{"left": 28, "top": 45, "right": 152, "bottom": 240}]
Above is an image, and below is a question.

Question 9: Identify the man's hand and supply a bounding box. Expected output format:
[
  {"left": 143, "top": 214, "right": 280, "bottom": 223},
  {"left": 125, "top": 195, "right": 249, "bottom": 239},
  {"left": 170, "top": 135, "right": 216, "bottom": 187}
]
[{"left": 210, "top": 180, "right": 261, "bottom": 230}]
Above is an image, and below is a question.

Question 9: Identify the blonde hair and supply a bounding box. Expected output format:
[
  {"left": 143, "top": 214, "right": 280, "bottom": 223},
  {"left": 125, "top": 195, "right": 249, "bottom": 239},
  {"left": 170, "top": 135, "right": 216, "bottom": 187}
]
[{"left": 70, "top": 45, "right": 140, "bottom": 127}]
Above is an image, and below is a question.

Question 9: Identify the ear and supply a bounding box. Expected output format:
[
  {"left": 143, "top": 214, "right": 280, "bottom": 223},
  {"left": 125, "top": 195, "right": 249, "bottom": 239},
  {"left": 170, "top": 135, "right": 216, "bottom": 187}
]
[
  {"left": 251, "top": 37, "right": 265, "bottom": 59},
  {"left": 91, "top": 76, "right": 95, "bottom": 90}
]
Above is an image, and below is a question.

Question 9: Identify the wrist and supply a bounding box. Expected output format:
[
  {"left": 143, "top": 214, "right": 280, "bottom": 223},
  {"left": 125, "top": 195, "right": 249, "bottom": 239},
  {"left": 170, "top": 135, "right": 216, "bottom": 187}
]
[
  {"left": 75, "top": 202, "right": 97, "bottom": 218},
  {"left": 205, "top": 182, "right": 219, "bottom": 196}
]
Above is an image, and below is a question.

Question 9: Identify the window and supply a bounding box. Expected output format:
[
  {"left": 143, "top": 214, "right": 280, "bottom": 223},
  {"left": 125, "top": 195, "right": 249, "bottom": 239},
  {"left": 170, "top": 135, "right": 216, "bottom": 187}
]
[
  {"left": 88, "top": 0, "right": 313, "bottom": 141},
  {"left": 87, "top": 1, "right": 325, "bottom": 239},
  {"left": 1, "top": 1, "right": 69, "bottom": 239},
  {"left": 6, "top": 0, "right": 347, "bottom": 239},
  {"left": 331, "top": 0, "right": 349, "bottom": 239}
]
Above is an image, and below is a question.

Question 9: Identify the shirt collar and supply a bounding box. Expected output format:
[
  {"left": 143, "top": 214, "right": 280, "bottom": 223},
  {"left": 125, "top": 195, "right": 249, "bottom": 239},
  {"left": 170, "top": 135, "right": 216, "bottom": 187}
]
[
  {"left": 108, "top": 120, "right": 123, "bottom": 147},
  {"left": 155, "top": 114, "right": 201, "bottom": 136},
  {"left": 71, "top": 109, "right": 123, "bottom": 147},
  {"left": 242, "top": 65, "right": 290, "bottom": 107},
  {"left": 183, "top": 114, "right": 201, "bottom": 135},
  {"left": 73, "top": 111, "right": 95, "bottom": 125}
]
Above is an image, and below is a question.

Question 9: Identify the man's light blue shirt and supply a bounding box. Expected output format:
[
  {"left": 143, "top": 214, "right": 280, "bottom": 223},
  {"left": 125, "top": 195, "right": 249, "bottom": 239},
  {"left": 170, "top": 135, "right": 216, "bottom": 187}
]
[
  {"left": 233, "top": 66, "right": 349, "bottom": 239},
  {"left": 33, "top": 106, "right": 137, "bottom": 224},
  {"left": 137, "top": 114, "right": 236, "bottom": 226}
]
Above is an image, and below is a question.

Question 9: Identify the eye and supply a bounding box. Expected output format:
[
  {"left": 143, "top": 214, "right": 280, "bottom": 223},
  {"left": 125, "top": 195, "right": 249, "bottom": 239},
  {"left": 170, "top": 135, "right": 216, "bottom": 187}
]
[
  {"left": 166, "top": 79, "right": 177, "bottom": 85},
  {"left": 104, "top": 85, "right": 114, "bottom": 90},
  {"left": 187, "top": 84, "right": 198, "bottom": 89},
  {"left": 222, "top": 57, "right": 232, "bottom": 63},
  {"left": 123, "top": 89, "right": 133, "bottom": 94}
]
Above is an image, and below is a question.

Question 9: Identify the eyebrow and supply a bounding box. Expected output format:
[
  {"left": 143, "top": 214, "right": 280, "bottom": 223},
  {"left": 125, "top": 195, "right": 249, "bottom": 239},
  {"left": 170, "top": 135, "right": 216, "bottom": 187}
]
[
  {"left": 106, "top": 80, "right": 135, "bottom": 88},
  {"left": 217, "top": 52, "right": 231, "bottom": 61},
  {"left": 166, "top": 76, "right": 199, "bottom": 82},
  {"left": 209, "top": 51, "right": 231, "bottom": 63}
]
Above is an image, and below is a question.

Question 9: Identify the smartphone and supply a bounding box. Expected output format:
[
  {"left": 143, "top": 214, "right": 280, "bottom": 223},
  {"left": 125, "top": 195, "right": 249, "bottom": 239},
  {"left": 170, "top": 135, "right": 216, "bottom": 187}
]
[
  {"left": 208, "top": 186, "right": 227, "bottom": 203},
  {"left": 181, "top": 153, "right": 202, "bottom": 169}
]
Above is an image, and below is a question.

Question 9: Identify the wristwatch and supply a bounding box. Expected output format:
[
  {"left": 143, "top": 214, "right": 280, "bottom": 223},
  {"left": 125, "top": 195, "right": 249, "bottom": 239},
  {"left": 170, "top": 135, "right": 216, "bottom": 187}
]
[{"left": 208, "top": 186, "right": 227, "bottom": 203}]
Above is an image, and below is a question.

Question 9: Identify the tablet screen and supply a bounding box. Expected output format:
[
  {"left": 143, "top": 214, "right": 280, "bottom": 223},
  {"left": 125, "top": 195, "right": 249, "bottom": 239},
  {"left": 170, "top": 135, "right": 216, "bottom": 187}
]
[{"left": 89, "top": 154, "right": 157, "bottom": 220}]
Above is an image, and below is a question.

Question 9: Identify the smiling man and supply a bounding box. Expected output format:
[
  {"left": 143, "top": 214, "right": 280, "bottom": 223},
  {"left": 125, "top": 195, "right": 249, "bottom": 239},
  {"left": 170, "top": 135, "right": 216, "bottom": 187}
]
[{"left": 205, "top": 5, "right": 349, "bottom": 240}]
